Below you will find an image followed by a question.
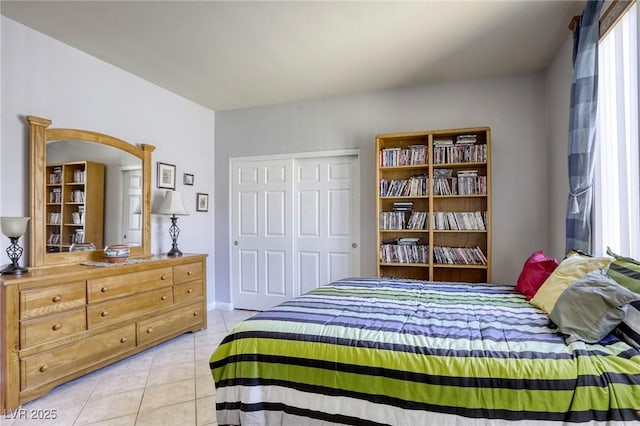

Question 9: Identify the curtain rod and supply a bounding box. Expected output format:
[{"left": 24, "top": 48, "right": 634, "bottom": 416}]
[
  {"left": 568, "top": 15, "right": 580, "bottom": 33},
  {"left": 569, "top": 0, "right": 636, "bottom": 36}
]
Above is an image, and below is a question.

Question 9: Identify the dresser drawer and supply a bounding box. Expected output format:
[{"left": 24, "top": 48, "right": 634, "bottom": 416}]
[
  {"left": 22, "top": 324, "right": 136, "bottom": 390},
  {"left": 138, "top": 301, "right": 204, "bottom": 346},
  {"left": 20, "top": 308, "right": 87, "bottom": 348},
  {"left": 87, "top": 287, "right": 173, "bottom": 328},
  {"left": 20, "top": 282, "right": 86, "bottom": 320},
  {"left": 87, "top": 267, "right": 173, "bottom": 302},
  {"left": 173, "top": 262, "right": 203, "bottom": 283},
  {"left": 173, "top": 280, "right": 203, "bottom": 303}
]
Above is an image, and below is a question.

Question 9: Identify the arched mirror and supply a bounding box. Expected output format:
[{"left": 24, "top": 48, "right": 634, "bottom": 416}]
[{"left": 28, "top": 116, "right": 155, "bottom": 268}]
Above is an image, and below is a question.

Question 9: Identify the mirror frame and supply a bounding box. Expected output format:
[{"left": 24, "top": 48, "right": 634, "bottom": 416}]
[{"left": 28, "top": 116, "right": 155, "bottom": 268}]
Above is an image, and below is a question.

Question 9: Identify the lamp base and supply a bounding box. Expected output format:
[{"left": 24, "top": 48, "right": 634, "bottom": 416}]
[
  {"left": 166, "top": 215, "right": 183, "bottom": 257},
  {"left": 166, "top": 244, "right": 183, "bottom": 257},
  {"left": 1, "top": 263, "right": 28, "bottom": 275}
]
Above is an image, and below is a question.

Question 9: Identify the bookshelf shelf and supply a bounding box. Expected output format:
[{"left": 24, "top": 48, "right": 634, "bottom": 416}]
[
  {"left": 380, "top": 164, "right": 428, "bottom": 171},
  {"left": 433, "top": 264, "right": 488, "bottom": 269},
  {"left": 433, "top": 194, "right": 488, "bottom": 199},
  {"left": 381, "top": 196, "right": 429, "bottom": 200},
  {"left": 433, "top": 161, "right": 487, "bottom": 168},
  {"left": 376, "top": 127, "right": 491, "bottom": 283},
  {"left": 380, "top": 229, "right": 428, "bottom": 233},
  {"left": 380, "top": 262, "right": 430, "bottom": 267},
  {"left": 433, "top": 230, "right": 488, "bottom": 233}
]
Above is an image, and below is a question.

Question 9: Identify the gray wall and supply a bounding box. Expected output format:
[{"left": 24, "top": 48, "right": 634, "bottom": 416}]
[
  {"left": 215, "top": 73, "right": 550, "bottom": 304},
  {"left": 545, "top": 35, "right": 573, "bottom": 260}
]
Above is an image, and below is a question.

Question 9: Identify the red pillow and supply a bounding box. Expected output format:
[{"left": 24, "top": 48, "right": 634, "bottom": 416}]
[{"left": 515, "top": 251, "right": 559, "bottom": 300}]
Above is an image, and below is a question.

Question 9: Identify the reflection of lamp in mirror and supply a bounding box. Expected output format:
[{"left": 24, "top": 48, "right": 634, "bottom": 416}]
[
  {"left": 156, "top": 191, "right": 189, "bottom": 256},
  {"left": 0, "top": 217, "right": 31, "bottom": 275}
]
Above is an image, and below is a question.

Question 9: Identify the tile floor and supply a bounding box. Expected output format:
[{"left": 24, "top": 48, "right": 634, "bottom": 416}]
[{"left": 2, "top": 309, "right": 257, "bottom": 426}]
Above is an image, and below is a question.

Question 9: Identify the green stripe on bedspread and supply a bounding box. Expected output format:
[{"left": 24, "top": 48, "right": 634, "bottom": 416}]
[{"left": 210, "top": 278, "right": 640, "bottom": 423}]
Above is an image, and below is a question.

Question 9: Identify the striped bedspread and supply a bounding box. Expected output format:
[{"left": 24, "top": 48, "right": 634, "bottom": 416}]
[{"left": 210, "top": 278, "right": 640, "bottom": 425}]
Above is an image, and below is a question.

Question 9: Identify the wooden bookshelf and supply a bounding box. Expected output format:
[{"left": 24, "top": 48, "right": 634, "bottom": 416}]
[
  {"left": 45, "top": 161, "right": 105, "bottom": 252},
  {"left": 376, "top": 127, "right": 491, "bottom": 283}
]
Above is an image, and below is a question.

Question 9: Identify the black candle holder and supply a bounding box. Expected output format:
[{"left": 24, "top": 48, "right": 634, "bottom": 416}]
[
  {"left": 2, "top": 236, "right": 28, "bottom": 275},
  {"left": 166, "top": 215, "right": 183, "bottom": 257}
]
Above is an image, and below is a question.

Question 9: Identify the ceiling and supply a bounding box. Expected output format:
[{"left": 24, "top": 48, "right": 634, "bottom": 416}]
[{"left": 1, "top": 1, "right": 584, "bottom": 111}]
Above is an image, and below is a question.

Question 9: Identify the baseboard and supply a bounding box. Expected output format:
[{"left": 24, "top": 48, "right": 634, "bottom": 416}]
[{"left": 209, "top": 301, "right": 233, "bottom": 311}]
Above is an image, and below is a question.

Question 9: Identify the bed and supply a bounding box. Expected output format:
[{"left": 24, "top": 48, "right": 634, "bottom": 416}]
[{"left": 210, "top": 277, "right": 640, "bottom": 425}]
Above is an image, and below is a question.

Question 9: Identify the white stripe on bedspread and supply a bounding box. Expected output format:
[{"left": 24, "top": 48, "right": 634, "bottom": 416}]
[
  {"left": 215, "top": 385, "right": 631, "bottom": 426},
  {"left": 216, "top": 386, "right": 628, "bottom": 426}
]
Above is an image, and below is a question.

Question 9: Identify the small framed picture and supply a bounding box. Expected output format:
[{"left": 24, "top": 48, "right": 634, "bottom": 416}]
[
  {"left": 196, "top": 193, "right": 209, "bottom": 212},
  {"left": 183, "top": 173, "right": 194, "bottom": 186},
  {"left": 157, "top": 162, "right": 176, "bottom": 190}
]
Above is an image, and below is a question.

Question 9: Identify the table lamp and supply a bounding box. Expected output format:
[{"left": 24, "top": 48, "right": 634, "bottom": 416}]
[
  {"left": 156, "top": 191, "right": 189, "bottom": 256},
  {"left": 0, "top": 217, "right": 31, "bottom": 275}
]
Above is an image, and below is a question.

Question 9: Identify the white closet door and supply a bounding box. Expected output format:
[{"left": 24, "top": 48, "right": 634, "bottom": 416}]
[
  {"left": 231, "top": 159, "right": 295, "bottom": 311},
  {"left": 295, "top": 156, "right": 360, "bottom": 295},
  {"left": 231, "top": 152, "right": 359, "bottom": 311},
  {"left": 120, "top": 168, "right": 143, "bottom": 246}
]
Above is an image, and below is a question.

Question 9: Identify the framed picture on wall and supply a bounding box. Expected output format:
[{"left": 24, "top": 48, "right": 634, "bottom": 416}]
[
  {"left": 183, "top": 173, "right": 194, "bottom": 186},
  {"left": 157, "top": 162, "right": 176, "bottom": 190},
  {"left": 196, "top": 193, "right": 209, "bottom": 212}
]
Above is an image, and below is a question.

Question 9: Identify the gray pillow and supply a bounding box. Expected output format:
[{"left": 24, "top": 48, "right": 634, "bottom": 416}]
[{"left": 549, "top": 269, "right": 637, "bottom": 343}]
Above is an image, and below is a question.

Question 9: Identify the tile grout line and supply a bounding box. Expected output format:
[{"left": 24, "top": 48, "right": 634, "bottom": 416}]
[
  {"left": 76, "top": 371, "right": 101, "bottom": 426},
  {"left": 133, "top": 348, "right": 155, "bottom": 425},
  {"left": 193, "top": 332, "right": 199, "bottom": 426}
]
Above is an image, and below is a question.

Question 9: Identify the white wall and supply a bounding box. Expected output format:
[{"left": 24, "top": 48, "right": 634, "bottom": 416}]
[
  {"left": 545, "top": 35, "right": 574, "bottom": 260},
  {"left": 215, "top": 73, "right": 550, "bottom": 304},
  {"left": 0, "top": 17, "right": 217, "bottom": 305}
]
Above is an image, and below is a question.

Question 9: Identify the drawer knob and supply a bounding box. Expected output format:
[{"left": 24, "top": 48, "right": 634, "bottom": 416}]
[
  {"left": 101, "top": 287, "right": 108, "bottom": 293},
  {"left": 146, "top": 327, "right": 154, "bottom": 334},
  {"left": 161, "top": 274, "right": 167, "bottom": 280},
  {"left": 120, "top": 337, "right": 127, "bottom": 343},
  {"left": 187, "top": 271, "right": 192, "bottom": 276},
  {"left": 193, "top": 311, "right": 198, "bottom": 317},
  {"left": 161, "top": 295, "right": 168, "bottom": 301},
  {"left": 101, "top": 311, "right": 109, "bottom": 317},
  {"left": 52, "top": 323, "right": 63, "bottom": 331},
  {"left": 187, "top": 288, "right": 193, "bottom": 294},
  {"left": 39, "top": 365, "right": 49, "bottom": 373},
  {"left": 52, "top": 295, "right": 62, "bottom": 303}
]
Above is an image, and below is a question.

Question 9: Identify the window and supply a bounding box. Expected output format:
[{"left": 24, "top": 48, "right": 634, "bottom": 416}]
[{"left": 594, "top": 2, "right": 639, "bottom": 257}]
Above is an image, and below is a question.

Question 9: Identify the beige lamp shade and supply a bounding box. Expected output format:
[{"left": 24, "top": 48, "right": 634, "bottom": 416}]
[
  {"left": 0, "top": 217, "right": 30, "bottom": 238},
  {"left": 157, "top": 191, "right": 189, "bottom": 216}
]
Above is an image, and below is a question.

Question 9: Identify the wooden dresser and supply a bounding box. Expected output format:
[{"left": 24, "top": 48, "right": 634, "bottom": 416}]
[{"left": 0, "top": 254, "right": 207, "bottom": 410}]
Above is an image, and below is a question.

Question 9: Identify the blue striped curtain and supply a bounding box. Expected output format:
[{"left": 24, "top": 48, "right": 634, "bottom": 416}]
[{"left": 566, "top": 0, "right": 604, "bottom": 254}]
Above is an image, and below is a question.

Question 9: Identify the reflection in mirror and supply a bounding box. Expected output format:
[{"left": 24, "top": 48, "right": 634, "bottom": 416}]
[{"left": 47, "top": 141, "right": 144, "bottom": 252}]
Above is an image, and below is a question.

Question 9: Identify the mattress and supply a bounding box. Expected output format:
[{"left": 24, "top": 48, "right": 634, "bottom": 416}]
[{"left": 210, "top": 277, "right": 640, "bottom": 425}]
